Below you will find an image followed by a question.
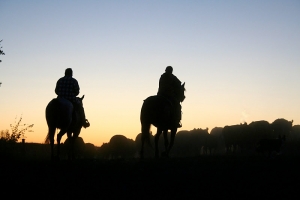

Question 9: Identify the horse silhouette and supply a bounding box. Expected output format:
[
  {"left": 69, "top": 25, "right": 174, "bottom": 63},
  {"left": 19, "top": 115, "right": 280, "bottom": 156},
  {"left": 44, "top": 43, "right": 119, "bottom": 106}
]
[
  {"left": 45, "top": 95, "right": 85, "bottom": 160},
  {"left": 140, "top": 83, "right": 185, "bottom": 159}
]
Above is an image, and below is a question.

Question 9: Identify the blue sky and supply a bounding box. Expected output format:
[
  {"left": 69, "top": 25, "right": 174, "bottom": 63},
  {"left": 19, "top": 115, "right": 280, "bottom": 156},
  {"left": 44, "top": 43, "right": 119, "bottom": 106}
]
[{"left": 0, "top": 0, "right": 299, "bottom": 146}]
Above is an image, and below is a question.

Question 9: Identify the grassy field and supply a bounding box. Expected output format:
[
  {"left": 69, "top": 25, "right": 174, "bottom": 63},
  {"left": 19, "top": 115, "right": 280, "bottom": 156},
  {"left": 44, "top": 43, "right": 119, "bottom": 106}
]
[{"left": 1, "top": 155, "right": 299, "bottom": 199}]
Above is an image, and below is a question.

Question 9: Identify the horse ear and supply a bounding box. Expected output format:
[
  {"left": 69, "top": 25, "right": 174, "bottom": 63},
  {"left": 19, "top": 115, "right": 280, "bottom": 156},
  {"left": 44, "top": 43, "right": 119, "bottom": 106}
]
[
  {"left": 182, "top": 82, "right": 185, "bottom": 87},
  {"left": 81, "top": 95, "right": 85, "bottom": 100}
]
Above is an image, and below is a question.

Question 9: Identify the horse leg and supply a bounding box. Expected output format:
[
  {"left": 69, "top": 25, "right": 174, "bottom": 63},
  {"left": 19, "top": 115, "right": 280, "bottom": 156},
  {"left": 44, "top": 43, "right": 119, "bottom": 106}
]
[
  {"left": 48, "top": 127, "right": 56, "bottom": 161},
  {"left": 70, "top": 130, "right": 80, "bottom": 160},
  {"left": 69, "top": 136, "right": 75, "bottom": 160},
  {"left": 163, "top": 130, "right": 169, "bottom": 150},
  {"left": 160, "top": 130, "right": 169, "bottom": 157},
  {"left": 140, "top": 122, "right": 151, "bottom": 159},
  {"left": 66, "top": 131, "right": 74, "bottom": 160},
  {"left": 56, "top": 129, "right": 66, "bottom": 160},
  {"left": 165, "top": 128, "right": 177, "bottom": 156},
  {"left": 154, "top": 128, "right": 163, "bottom": 158}
]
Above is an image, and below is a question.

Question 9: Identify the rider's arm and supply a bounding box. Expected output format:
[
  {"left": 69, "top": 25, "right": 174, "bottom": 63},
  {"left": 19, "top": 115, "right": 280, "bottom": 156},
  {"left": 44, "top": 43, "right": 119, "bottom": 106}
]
[{"left": 55, "top": 79, "right": 61, "bottom": 96}]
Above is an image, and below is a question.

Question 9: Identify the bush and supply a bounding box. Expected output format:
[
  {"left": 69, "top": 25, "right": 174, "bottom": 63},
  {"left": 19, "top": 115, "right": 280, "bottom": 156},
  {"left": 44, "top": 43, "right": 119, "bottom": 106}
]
[
  {"left": 0, "top": 116, "right": 34, "bottom": 160},
  {"left": 5, "top": 116, "right": 34, "bottom": 143}
]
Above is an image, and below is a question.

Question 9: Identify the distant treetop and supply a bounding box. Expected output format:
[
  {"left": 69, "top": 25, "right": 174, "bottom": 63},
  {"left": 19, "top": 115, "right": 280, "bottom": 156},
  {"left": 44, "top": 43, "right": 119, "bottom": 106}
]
[{"left": 0, "top": 40, "right": 5, "bottom": 62}]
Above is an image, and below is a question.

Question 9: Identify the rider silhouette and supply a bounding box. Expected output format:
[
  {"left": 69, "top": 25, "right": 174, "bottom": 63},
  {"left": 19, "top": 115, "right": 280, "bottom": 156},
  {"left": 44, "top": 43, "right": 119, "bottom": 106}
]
[
  {"left": 55, "top": 68, "right": 90, "bottom": 128},
  {"left": 157, "top": 66, "right": 182, "bottom": 127}
]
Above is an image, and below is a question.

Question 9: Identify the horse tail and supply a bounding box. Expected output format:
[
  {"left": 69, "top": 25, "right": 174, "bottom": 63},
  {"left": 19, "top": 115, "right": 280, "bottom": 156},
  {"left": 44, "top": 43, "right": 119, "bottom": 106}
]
[
  {"left": 45, "top": 119, "right": 56, "bottom": 144},
  {"left": 45, "top": 99, "right": 58, "bottom": 144},
  {"left": 140, "top": 97, "right": 154, "bottom": 147}
]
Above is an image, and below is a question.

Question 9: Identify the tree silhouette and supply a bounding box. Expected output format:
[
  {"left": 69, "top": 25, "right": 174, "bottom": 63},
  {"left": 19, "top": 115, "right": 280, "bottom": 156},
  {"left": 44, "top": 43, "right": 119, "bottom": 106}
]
[
  {"left": 0, "top": 40, "right": 4, "bottom": 86},
  {"left": 0, "top": 116, "right": 34, "bottom": 143},
  {"left": 0, "top": 116, "right": 33, "bottom": 160},
  {"left": 0, "top": 40, "right": 4, "bottom": 62}
]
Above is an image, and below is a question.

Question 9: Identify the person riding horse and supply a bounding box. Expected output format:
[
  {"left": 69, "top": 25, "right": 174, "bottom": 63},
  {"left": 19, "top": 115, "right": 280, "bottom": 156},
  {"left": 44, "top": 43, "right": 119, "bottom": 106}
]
[
  {"left": 157, "top": 66, "right": 182, "bottom": 128},
  {"left": 55, "top": 68, "right": 90, "bottom": 128}
]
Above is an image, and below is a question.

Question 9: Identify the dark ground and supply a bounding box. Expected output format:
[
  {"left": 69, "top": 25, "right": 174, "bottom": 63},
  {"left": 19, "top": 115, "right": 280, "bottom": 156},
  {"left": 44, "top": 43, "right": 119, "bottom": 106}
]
[{"left": 1, "top": 155, "right": 299, "bottom": 199}]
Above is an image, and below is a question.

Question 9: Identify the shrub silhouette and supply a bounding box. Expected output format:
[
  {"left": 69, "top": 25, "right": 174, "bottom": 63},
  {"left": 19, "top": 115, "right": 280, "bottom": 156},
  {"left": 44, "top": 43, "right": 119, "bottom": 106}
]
[
  {"left": 98, "top": 135, "right": 136, "bottom": 159},
  {"left": 62, "top": 137, "right": 86, "bottom": 159},
  {"left": 0, "top": 116, "right": 33, "bottom": 160}
]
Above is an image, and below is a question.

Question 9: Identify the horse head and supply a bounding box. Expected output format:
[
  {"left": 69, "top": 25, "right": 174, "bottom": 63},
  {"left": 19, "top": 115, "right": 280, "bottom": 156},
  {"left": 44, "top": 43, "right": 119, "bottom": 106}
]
[
  {"left": 76, "top": 95, "right": 85, "bottom": 106},
  {"left": 177, "top": 82, "right": 185, "bottom": 103}
]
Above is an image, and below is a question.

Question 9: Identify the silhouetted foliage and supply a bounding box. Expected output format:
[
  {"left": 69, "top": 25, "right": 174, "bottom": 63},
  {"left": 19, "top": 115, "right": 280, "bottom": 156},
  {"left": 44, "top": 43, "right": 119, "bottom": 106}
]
[
  {"left": 0, "top": 116, "right": 34, "bottom": 143},
  {"left": 95, "top": 118, "right": 298, "bottom": 159},
  {"left": 97, "top": 135, "right": 136, "bottom": 159},
  {"left": 85, "top": 143, "right": 97, "bottom": 159},
  {"left": 173, "top": 128, "right": 209, "bottom": 157},
  {"left": 0, "top": 39, "right": 4, "bottom": 62},
  {"left": 287, "top": 125, "right": 300, "bottom": 154},
  {"left": 256, "top": 135, "right": 286, "bottom": 158},
  {"left": 62, "top": 137, "right": 86, "bottom": 159},
  {"left": 0, "top": 116, "right": 33, "bottom": 160},
  {"left": 205, "top": 127, "right": 225, "bottom": 155},
  {"left": 0, "top": 130, "right": 10, "bottom": 142},
  {"left": 1, "top": 115, "right": 298, "bottom": 161}
]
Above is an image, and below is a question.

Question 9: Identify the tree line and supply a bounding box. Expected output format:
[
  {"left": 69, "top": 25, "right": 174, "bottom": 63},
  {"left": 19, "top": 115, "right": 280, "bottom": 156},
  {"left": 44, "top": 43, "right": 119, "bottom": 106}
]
[{"left": 1, "top": 118, "right": 299, "bottom": 160}]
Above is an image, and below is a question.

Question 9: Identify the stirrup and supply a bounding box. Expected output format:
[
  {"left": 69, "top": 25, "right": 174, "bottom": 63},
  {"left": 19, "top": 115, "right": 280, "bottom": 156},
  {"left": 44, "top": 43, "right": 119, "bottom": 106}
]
[{"left": 83, "top": 119, "right": 90, "bottom": 128}]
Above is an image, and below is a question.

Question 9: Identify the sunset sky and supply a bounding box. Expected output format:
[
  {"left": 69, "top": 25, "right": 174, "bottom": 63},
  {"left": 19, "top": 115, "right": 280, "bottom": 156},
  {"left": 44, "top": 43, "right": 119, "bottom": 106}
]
[{"left": 1, "top": 0, "right": 299, "bottom": 147}]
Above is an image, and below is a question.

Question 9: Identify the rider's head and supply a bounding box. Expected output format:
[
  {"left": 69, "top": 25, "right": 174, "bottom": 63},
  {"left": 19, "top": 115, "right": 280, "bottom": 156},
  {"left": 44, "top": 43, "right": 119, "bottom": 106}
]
[
  {"left": 165, "top": 66, "right": 173, "bottom": 74},
  {"left": 65, "top": 68, "right": 73, "bottom": 76}
]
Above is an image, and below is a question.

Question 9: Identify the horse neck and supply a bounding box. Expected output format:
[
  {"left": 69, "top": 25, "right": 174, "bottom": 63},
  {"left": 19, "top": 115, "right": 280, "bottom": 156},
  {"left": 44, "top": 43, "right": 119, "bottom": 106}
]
[{"left": 175, "top": 90, "right": 184, "bottom": 102}]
